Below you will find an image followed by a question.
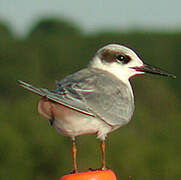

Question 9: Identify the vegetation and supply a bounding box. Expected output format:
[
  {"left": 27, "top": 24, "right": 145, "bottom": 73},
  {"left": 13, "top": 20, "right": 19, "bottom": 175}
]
[{"left": 0, "top": 18, "right": 180, "bottom": 180}]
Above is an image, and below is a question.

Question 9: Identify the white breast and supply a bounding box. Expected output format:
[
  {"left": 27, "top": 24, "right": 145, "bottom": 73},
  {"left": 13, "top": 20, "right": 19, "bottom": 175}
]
[{"left": 51, "top": 103, "right": 113, "bottom": 141}]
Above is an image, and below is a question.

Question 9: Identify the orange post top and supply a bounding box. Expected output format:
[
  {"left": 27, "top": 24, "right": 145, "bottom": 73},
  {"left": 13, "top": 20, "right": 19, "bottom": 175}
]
[{"left": 60, "top": 169, "right": 117, "bottom": 180}]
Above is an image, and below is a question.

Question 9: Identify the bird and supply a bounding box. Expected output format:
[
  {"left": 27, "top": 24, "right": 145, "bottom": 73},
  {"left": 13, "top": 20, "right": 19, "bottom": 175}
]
[{"left": 17, "top": 44, "right": 176, "bottom": 173}]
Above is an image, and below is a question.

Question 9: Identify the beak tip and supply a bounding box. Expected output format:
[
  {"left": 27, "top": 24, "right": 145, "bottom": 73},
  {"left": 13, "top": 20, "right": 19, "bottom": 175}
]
[{"left": 133, "top": 63, "right": 176, "bottom": 79}]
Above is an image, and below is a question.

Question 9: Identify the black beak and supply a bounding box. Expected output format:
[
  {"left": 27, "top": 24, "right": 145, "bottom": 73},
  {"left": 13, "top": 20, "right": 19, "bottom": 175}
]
[{"left": 132, "top": 63, "right": 176, "bottom": 78}]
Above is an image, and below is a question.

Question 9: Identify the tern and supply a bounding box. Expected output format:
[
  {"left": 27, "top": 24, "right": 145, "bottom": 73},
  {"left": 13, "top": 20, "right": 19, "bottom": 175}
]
[{"left": 18, "top": 44, "right": 175, "bottom": 172}]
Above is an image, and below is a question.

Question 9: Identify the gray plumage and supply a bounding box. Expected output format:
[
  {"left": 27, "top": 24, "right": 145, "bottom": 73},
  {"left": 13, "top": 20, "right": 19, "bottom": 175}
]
[{"left": 55, "top": 68, "right": 134, "bottom": 127}]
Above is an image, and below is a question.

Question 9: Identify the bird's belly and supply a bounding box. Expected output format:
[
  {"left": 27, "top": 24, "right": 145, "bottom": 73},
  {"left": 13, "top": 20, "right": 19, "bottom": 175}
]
[{"left": 51, "top": 103, "right": 112, "bottom": 140}]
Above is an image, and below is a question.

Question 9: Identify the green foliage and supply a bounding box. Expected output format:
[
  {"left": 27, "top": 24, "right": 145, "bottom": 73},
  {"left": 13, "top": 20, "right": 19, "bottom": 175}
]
[{"left": 0, "top": 18, "right": 180, "bottom": 180}]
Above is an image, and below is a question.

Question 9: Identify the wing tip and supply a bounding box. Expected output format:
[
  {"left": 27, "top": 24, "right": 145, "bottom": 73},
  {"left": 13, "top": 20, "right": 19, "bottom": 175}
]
[
  {"left": 17, "top": 80, "right": 31, "bottom": 87},
  {"left": 17, "top": 80, "right": 25, "bottom": 87}
]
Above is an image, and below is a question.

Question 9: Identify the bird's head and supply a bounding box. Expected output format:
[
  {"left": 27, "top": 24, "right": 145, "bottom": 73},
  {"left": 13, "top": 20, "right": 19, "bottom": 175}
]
[{"left": 90, "top": 44, "right": 176, "bottom": 83}]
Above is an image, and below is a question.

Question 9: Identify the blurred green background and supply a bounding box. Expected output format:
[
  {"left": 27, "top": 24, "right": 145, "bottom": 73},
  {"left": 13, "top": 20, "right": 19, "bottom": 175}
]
[{"left": 0, "top": 17, "right": 181, "bottom": 180}]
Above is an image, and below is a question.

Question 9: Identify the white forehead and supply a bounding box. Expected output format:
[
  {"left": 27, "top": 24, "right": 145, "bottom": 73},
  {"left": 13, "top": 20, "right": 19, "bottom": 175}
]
[{"left": 97, "top": 44, "right": 136, "bottom": 55}]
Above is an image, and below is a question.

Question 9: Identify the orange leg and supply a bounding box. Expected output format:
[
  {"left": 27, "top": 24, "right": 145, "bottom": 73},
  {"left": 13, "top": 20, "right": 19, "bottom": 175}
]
[
  {"left": 100, "top": 140, "right": 106, "bottom": 170},
  {"left": 72, "top": 138, "right": 78, "bottom": 173}
]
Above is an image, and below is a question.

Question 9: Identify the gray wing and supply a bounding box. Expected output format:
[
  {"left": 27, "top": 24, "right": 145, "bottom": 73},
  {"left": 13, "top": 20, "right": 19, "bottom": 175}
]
[{"left": 56, "top": 68, "right": 135, "bottom": 126}]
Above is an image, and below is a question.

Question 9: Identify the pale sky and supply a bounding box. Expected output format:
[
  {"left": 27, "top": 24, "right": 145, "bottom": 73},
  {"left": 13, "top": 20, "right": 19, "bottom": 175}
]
[{"left": 1, "top": 0, "right": 181, "bottom": 36}]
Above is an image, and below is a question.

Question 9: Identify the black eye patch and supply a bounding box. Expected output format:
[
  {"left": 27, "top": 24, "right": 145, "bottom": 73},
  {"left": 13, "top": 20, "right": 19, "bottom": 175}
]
[{"left": 116, "top": 55, "right": 131, "bottom": 64}]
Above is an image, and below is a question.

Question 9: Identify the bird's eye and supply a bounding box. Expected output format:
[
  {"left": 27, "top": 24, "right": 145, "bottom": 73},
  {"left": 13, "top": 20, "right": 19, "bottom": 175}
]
[{"left": 116, "top": 55, "right": 131, "bottom": 64}]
